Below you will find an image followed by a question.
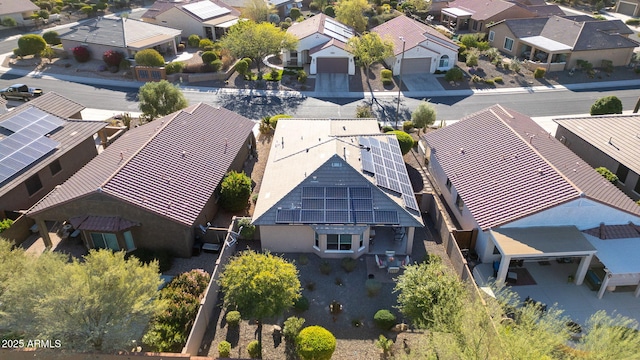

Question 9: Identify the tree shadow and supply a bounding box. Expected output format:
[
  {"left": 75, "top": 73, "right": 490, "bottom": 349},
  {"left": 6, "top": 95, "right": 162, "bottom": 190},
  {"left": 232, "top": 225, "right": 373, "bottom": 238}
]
[
  {"left": 225, "top": 325, "right": 240, "bottom": 347},
  {"left": 214, "top": 92, "right": 306, "bottom": 120}
]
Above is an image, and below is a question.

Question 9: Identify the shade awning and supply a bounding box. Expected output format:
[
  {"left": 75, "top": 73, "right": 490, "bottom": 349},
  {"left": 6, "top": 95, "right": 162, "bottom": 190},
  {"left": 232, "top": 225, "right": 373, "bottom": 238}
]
[
  {"left": 128, "top": 34, "right": 176, "bottom": 50},
  {"left": 520, "top": 36, "right": 572, "bottom": 52},
  {"left": 491, "top": 226, "right": 597, "bottom": 258},
  {"left": 584, "top": 233, "right": 640, "bottom": 274},
  {"left": 442, "top": 7, "right": 473, "bottom": 18},
  {"left": 215, "top": 18, "right": 239, "bottom": 28},
  {"left": 69, "top": 215, "right": 140, "bottom": 232}
]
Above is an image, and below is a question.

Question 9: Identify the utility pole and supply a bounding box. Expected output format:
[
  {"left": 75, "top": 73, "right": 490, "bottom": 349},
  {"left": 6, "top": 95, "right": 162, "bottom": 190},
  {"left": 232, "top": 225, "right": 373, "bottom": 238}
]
[{"left": 395, "top": 36, "right": 406, "bottom": 128}]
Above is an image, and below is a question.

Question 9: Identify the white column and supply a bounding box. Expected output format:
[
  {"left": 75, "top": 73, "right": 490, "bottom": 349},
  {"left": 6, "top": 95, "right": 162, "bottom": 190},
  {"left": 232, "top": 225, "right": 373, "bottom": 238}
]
[
  {"left": 496, "top": 255, "right": 511, "bottom": 285},
  {"left": 634, "top": 283, "right": 640, "bottom": 298},
  {"left": 575, "top": 254, "right": 593, "bottom": 285},
  {"left": 597, "top": 271, "right": 611, "bottom": 299}
]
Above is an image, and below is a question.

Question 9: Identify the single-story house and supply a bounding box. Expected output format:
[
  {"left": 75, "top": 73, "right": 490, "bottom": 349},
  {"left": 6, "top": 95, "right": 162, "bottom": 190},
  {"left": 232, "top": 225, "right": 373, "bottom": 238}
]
[
  {"left": 58, "top": 17, "right": 182, "bottom": 61},
  {"left": 371, "top": 15, "right": 460, "bottom": 75},
  {"left": 142, "top": 0, "right": 240, "bottom": 41},
  {"left": 283, "top": 13, "right": 356, "bottom": 75},
  {"left": 0, "top": 0, "right": 39, "bottom": 26},
  {"left": 555, "top": 115, "right": 640, "bottom": 201},
  {"left": 268, "top": 0, "right": 302, "bottom": 18},
  {"left": 487, "top": 15, "right": 639, "bottom": 72},
  {"left": 252, "top": 118, "right": 424, "bottom": 259},
  {"left": 27, "top": 103, "right": 256, "bottom": 257},
  {"left": 615, "top": 0, "right": 640, "bottom": 16},
  {"left": 423, "top": 104, "right": 640, "bottom": 286},
  {"left": 440, "top": 0, "right": 561, "bottom": 33},
  {"left": 0, "top": 94, "right": 105, "bottom": 217}
]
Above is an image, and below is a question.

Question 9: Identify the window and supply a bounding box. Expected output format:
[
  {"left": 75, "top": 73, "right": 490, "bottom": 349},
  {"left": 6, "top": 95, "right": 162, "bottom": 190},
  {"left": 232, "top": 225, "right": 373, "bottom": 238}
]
[
  {"left": 359, "top": 233, "right": 364, "bottom": 249},
  {"left": 123, "top": 231, "right": 136, "bottom": 251},
  {"left": 326, "top": 234, "right": 351, "bottom": 251},
  {"left": 439, "top": 55, "right": 449, "bottom": 68},
  {"left": 25, "top": 174, "right": 43, "bottom": 196},
  {"left": 504, "top": 37, "right": 514, "bottom": 51},
  {"left": 445, "top": 178, "right": 452, "bottom": 191},
  {"left": 90, "top": 232, "right": 119, "bottom": 251},
  {"left": 488, "top": 31, "right": 495, "bottom": 42},
  {"left": 616, "top": 164, "right": 629, "bottom": 184},
  {"left": 49, "top": 159, "right": 62, "bottom": 175},
  {"left": 472, "top": 21, "right": 477, "bottom": 30},
  {"left": 314, "top": 232, "right": 319, "bottom": 248},
  {"left": 455, "top": 194, "right": 464, "bottom": 212},
  {"left": 634, "top": 178, "right": 640, "bottom": 195}
]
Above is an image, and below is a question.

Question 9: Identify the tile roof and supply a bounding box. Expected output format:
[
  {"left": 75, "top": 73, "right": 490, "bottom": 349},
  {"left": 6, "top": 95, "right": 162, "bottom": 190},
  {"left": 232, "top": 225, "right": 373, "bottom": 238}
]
[
  {"left": 371, "top": 15, "right": 459, "bottom": 56},
  {"left": 490, "top": 17, "right": 547, "bottom": 37},
  {"left": 446, "top": 0, "right": 521, "bottom": 20},
  {"left": 554, "top": 115, "right": 640, "bottom": 177},
  {"left": 22, "top": 92, "right": 85, "bottom": 119},
  {"left": 69, "top": 215, "right": 140, "bottom": 232},
  {"left": 423, "top": 105, "right": 640, "bottom": 230},
  {"left": 583, "top": 223, "right": 640, "bottom": 240},
  {"left": 0, "top": 0, "right": 39, "bottom": 16},
  {"left": 0, "top": 107, "right": 106, "bottom": 199},
  {"left": 574, "top": 20, "right": 639, "bottom": 51},
  {"left": 287, "top": 13, "right": 354, "bottom": 43},
  {"left": 59, "top": 17, "right": 181, "bottom": 48},
  {"left": 142, "top": 0, "right": 239, "bottom": 21},
  {"left": 28, "top": 103, "right": 255, "bottom": 226}
]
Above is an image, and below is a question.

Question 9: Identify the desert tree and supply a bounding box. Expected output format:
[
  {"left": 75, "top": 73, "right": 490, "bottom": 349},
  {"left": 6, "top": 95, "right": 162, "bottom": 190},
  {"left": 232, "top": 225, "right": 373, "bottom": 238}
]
[{"left": 138, "top": 80, "right": 188, "bottom": 121}]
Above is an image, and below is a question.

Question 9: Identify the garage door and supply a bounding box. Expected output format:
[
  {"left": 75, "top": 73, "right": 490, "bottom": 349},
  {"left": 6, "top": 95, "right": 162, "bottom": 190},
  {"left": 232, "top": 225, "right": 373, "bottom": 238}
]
[
  {"left": 402, "top": 58, "right": 431, "bottom": 74},
  {"left": 618, "top": 1, "right": 637, "bottom": 16},
  {"left": 316, "top": 58, "right": 348, "bottom": 73}
]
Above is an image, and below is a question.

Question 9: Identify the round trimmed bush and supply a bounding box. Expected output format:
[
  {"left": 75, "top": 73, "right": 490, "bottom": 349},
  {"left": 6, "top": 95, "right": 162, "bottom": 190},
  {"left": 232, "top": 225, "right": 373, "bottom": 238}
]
[
  {"left": 219, "top": 171, "right": 252, "bottom": 211},
  {"left": 374, "top": 309, "right": 397, "bottom": 330},
  {"left": 201, "top": 50, "right": 218, "bottom": 64},
  {"left": 199, "top": 38, "right": 214, "bottom": 50},
  {"left": 444, "top": 67, "right": 464, "bottom": 82},
  {"left": 18, "top": 34, "right": 47, "bottom": 56},
  {"left": 102, "top": 50, "right": 123, "bottom": 67},
  {"left": 210, "top": 59, "right": 223, "bottom": 72},
  {"left": 187, "top": 34, "right": 200, "bottom": 47},
  {"left": 177, "top": 43, "right": 185, "bottom": 52},
  {"left": 218, "top": 341, "right": 231, "bottom": 358},
  {"left": 226, "top": 310, "right": 241, "bottom": 327},
  {"left": 269, "top": 114, "right": 292, "bottom": 129},
  {"left": 297, "top": 326, "right": 336, "bottom": 360},
  {"left": 294, "top": 296, "right": 310, "bottom": 312},
  {"left": 42, "top": 31, "right": 60, "bottom": 45},
  {"left": 134, "top": 48, "right": 165, "bottom": 67},
  {"left": 247, "top": 340, "right": 261, "bottom": 358},
  {"left": 590, "top": 95, "right": 623, "bottom": 115},
  {"left": 382, "top": 125, "right": 394, "bottom": 133},
  {"left": 381, "top": 69, "right": 392, "bottom": 79},
  {"left": 234, "top": 60, "right": 248, "bottom": 76},
  {"left": 72, "top": 46, "right": 91, "bottom": 63},
  {"left": 402, "top": 121, "right": 414, "bottom": 132},
  {"left": 388, "top": 130, "right": 414, "bottom": 155},
  {"left": 165, "top": 61, "right": 185, "bottom": 75}
]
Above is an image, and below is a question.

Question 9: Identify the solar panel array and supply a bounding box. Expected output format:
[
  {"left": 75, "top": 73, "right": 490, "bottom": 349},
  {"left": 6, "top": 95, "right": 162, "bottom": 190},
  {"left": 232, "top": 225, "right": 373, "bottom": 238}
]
[
  {"left": 183, "top": 1, "right": 230, "bottom": 20},
  {"left": 323, "top": 18, "right": 354, "bottom": 43},
  {"left": 275, "top": 186, "right": 399, "bottom": 224},
  {"left": 0, "top": 107, "right": 62, "bottom": 184},
  {"left": 359, "top": 136, "right": 420, "bottom": 212}
]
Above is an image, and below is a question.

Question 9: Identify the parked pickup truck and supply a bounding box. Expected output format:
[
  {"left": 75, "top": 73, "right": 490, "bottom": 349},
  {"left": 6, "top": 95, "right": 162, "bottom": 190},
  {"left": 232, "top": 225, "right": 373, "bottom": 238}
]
[{"left": 0, "top": 84, "right": 43, "bottom": 101}]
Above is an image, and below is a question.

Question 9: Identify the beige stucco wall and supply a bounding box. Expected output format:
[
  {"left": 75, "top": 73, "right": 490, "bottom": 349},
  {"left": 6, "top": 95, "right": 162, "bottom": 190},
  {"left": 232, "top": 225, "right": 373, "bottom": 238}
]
[
  {"left": 567, "top": 48, "right": 634, "bottom": 69},
  {"left": 309, "top": 46, "right": 355, "bottom": 75},
  {"left": 61, "top": 39, "right": 130, "bottom": 60},
  {"left": 488, "top": 24, "right": 519, "bottom": 57},
  {"left": 260, "top": 225, "right": 315, "bottom": 253},
  {"left": 146, "top": 7, "right": 207, "bottom": 40}
]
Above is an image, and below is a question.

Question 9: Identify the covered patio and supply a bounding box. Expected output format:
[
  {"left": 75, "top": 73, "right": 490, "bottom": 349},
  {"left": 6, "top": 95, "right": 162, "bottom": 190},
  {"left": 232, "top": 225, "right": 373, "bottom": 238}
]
[
  {"left": 518, "top": 35, "right": 571, "bottom": 72},
  {"left": 440, "top": 8, "right": 472, "bottom": 32},
  {"left": 490, "top": 226, "right": 597, "bottom": 285},
  {"left": 584, "top": 232, "right": 640, "bottom": 299}
]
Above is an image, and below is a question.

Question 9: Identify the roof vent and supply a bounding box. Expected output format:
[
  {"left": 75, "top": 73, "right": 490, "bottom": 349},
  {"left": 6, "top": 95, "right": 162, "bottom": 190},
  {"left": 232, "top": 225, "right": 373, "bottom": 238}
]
[
  {"left": 537, "top": 168, "right": 543, "bottom": 175},
  {"left": 459, "top": 148, "right": 465, "bottom": 154}
]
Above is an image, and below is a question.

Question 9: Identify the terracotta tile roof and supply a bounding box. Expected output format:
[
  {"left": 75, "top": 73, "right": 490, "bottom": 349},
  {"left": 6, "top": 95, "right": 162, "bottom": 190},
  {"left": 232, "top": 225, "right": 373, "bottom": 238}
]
[
  {"left": 423, "top": 105, "right": 640, "bottom": 230},
  {"left": 583, "top": 223, "right": 640, "bottom": 239},
  {"left": 29, "top": 103, "right": 255, "bottom": 226},
  {"left": 0, "top": 0, "right": 39, "bottom": 16},
  {"left": 69, "top": 215, "right": 140, "bottom": 232},
  {"left": 24, "top": 92, "right": 85, "bottom": 119},
  {"left": 309, "top": 38, "right": 348, "bottom": 54},
  {"left": 371, "top": 15, "right": 459, "bottom": 56},
  {"left": 287, "top": 13, "right": 328, "bottom": 39}
]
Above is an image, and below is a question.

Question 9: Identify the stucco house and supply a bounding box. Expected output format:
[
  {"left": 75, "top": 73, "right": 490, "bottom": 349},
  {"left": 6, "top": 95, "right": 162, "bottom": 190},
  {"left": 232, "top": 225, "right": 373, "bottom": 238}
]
[
  {"left": 615, "top": 0, "right": 640, "bottom": 16},
  {"left": 439, "top": 0, "right": 562, "bottom": 33},
  {"left": 423, "top": 105, "right": 640, "bottom": 288},
  {"left": 0, "top": 0, "right": 39, "bottom": 26},
  {"left": 371, "top": 15, "right": 459, "bottom": 75},
  {"left": 487, "top": 15, "right": 639, "bottom": 72},
  {"left": 0, "top": 94, "right": 105, "bottom": 218},
  {"left": 27, "top": 103, "right": 256, "bottom": 257},
  {"left": 253, "top": 118, "right": 423, "bottom": 259},
  {"left": 283, "top": 14, "right": 356, "bottom": 75},
  {"left": 142, "top": 0, "right": 239, "bottom": 41},
  {"left": 555, "top": 115, "right": 640, "bottom": 202},
  {"left": 58, "top": 17, "right": 182, "bottom": 61}
]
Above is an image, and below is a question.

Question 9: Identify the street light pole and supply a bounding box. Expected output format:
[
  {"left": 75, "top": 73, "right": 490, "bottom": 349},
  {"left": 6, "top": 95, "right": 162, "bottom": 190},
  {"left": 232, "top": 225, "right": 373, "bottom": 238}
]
[{"left": 395, "top": 36, "right": 406, "bottom": 128}]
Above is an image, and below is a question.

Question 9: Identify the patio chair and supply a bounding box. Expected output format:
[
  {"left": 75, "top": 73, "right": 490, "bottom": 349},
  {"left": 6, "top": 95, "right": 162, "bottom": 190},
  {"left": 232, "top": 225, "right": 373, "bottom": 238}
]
[
  {"left": 387, "top": 266, "right": 400, "bottom": 274},
  {"left": 375, "top": 254, "right": 386, "bottom": 269}
]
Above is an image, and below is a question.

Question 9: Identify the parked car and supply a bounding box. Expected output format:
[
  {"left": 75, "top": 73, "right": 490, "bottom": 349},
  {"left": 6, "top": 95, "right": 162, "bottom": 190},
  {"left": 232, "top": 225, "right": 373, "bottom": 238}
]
[{"left": 0, "top": 84, "right": 43, "bottom": 101}]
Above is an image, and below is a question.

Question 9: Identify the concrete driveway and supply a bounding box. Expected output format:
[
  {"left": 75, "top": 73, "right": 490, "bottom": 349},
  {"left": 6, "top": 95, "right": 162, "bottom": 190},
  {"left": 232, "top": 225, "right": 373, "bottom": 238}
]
[
  {"left": 315, "top": 73, "right": 349, "bottom": 95},
  {"left": 402, "top": 73, "right": 445, "bottom": 92}
]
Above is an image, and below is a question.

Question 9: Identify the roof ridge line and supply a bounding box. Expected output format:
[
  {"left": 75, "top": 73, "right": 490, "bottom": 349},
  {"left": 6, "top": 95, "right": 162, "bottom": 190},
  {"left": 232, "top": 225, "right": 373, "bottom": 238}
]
[
  {"left": 97, "top": 106, "right": 185, "bottom": 190},
  {"left": 490, "top": 106, "right": 583, "bottom": 197}
]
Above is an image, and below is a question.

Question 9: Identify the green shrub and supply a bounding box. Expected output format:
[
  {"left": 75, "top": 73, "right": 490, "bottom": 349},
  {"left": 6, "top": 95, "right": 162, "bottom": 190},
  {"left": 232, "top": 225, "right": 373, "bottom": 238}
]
[
  {"left": 595, "top": 167, "right": 619, "bottom": 183},
  {"left": 459, "top": 33, "right": 484, "bottom": 48},
  {"left": 220, "top": 171, "right": 252, "bottom": 211},
  {"left": 119, "top": 58, "right": 131, "bottom": 71},
  {"left": 590, "top": 95, "right": 623, "bottom": 115},
  {"left": 199, "top": 38, "right": 214, "bottom": 50},
  {"left": 210, "top": 59, "right": 223, "bottom": 72},
  {"left": 237, "top": 217, "right": 256, "bottom": 239},
  {"left": 294, "top": 295, "right": 310, "bottom": 312},
  {"left": 534, "top": 67, "right": 546, "bottom": 79},
  {"left": 341, "top": 257, "right": 357, "bottom": 272},
  {"left": 365, "top": 278, "right": 382, "bottom": 297},
  {"left": 218, "top": 341, "right": 231, "bottom": 358},
  {"left": 135, "top": 48, "right": 165, "bottom": 67},
  {"left": 126, "top": 248, "right": 173, "bottom": 272},
  {"left": 265, "top": 68, "right": 281, "bottom": 81},
  {"left": 290, "top": 8, "right": 301, "bottom": 19},
  {"left": 374, "top": 309, "right": 397, "bottom": 330},
  {"left": 323, "top": 5, "right": 335, "bottom": 17},
  {"left": 177, "top": 43, "right": 185, "bottom": 52},
  {"left": 382, "top": 125, "right": 394, "bottom": 133},
  {"left": 165, "top": 61, "right": 185, "bottom": 75},
  {"left": 201, "top": 50, "right": 217, "bottom": 64},
  {"left": 356, "top": 104, "right": 373, "bottom": 118},
  {"left": 226, "top": 310, "right": 241, "bottom": 327},
  {"left": 13, "top": 48, "right": 23, "bottom": 58},
  {"left": 402, "top": 121, "right": 414, "bottom": 132},
  {"left": 269, "top": 114, "right": 292, "bottom": 129},
  {"left": 2, "top": 17, "right": 17, "bottom": 27},
  {"left": 444, "top": 67, "right": 464, "bottom": 82},
  {"left": 297, "top": 69, "right": 307, "bottom": 83},
  {"left": 381, "top": 69, "right": 392, "bottom": 79},
  {"left": 626, "top": 18, "right": 640, "bottom": 26},
  {"left": 297, "top": 326, "right": 336, "bottom": 360},
  {"left": 493, "top": 76, "right": 503, "bottom": 83},
  {"left": 234, "top": 59, "right": 249, "bottom": 76},
  {"left": 42, "top": 31, "right": 60, "bottom": 45},
  {"left": 187, "top": 34, "right": 200, "bottom": 47},
  {"left": 601, "top": 59, "right": 614, "bottom": 73},
  {"left": 388, "top": 130, "right": 414, "bottom": 155},
  {"left": 283, "top": 316, "right": 305, "bottom": 342},
  {"left": 465, "top": 51, "right": 478, "bottom": 67},
  {"left": 18, "top": 34, "right": 47, "bottom": 56},
  {"left": 0, "top": 218, "right": 14, "bottom": 233},
  {"left": 484, "top": 78, "right": 495, "bottom": 85},
  {"left": 510, "top": 57, "right": 521, "bottom": 73},
  {"left": 320, "top": 261, "right": 332, "bottom": 275},
  {"left": 72, "top": 46, "right": 90, "bottom": 62},
  {"left": 247, "top": 340, "right": 261, "bottom": 358},
  {"left": 382, "top": 78, "right": 393, "bottom": 86}
]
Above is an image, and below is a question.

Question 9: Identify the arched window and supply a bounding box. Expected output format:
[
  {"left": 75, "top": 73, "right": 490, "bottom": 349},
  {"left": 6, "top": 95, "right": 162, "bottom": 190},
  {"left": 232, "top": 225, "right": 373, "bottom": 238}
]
[{"left": 439, "top": 55, "right": 449, "bottom": 68}]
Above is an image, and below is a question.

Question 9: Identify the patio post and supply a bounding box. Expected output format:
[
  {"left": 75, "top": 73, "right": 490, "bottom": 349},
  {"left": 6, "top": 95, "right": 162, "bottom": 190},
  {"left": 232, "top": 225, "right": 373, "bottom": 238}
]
[
  {"left": 496, "top": 255, "right": 511, "bottom": 285},
  {"left": 574, "top": 253, "right": 593, "bottom": 285},
  {"left": 37, "top": 219, "right": 52, "bottom": 248},
  {"left": 597, "top": 271, "right": 611, "bottom": 299}
]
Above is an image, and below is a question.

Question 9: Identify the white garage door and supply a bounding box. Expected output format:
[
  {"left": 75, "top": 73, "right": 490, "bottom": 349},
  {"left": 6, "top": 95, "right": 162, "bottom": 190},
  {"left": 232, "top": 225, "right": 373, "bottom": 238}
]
[
  {"left": 401, "top": 58, "right": 432, "bottom": 74},
  {"left": 316, "top": 58, "right": 349, "bottom": 73}
]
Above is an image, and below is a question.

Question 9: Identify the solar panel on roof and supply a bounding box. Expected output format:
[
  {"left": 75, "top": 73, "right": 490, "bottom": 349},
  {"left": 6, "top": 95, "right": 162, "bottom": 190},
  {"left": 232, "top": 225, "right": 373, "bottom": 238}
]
[
  {"left": 351, "top": 198, "right": 372, "bottom": 210},
  {"left": 377, "top": 174, "right": 389, "bottom": 188},
  {"left": 183, "top": 1, "right": 230, "bottom": 20},
  {"left": 374, "top": 210, "right": 399, "bottom": 224},
  {"left": 326, "top": 187, "right": 347, "bottom": 198},
  {"left": 0, "top": 128, "right": 59, "bottom": 184},
  {"left": 403, "top": 194, "right": 420, "bottom": 212},
  {"left": 326, "top": 198, "right": 348, "bottom": 210},
  {"left": 380, "top": 141, "right": 391, "bottom": 152},
  {"left": 276, "top": 209, "right": 300, "bottom": 223},
  {"left": 0, "top": 107, "right": 63, "bottom": 135},
  {"left": 352, "top": 210, "right": 374, "bottom": 223},
  {"left": 326, "top": 211, "right": 349, "bottom": 223},
  {"left": 301, "top": 210, "right": 324, "bottom": 223},
  {"left": 302, "top": 186, "right": 325, "bottom": 198},
  {"left": 302, "top": 198, "right": 324, "bottom": 210},
  {"left": 349, "top": 187, "right": 371, "bottom": 199}
]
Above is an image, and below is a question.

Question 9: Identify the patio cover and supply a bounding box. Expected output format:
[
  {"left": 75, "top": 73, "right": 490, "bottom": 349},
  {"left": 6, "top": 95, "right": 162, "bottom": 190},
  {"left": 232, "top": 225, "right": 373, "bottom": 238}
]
[
  {"left": 128, "top": 34, "right": 176, "bottom": 50},
  {"left": 204, "top": 14, "right": 238, "bottom": 27},
  {"left": 442, "top": 8, "right": 473, "bottom": 18},
  {"left": 520, "top": 36, "right": 572, "bottom": 52},
  {"left": 584, "top": 233, "right": 640, "bottom": 275},
  {"left": 69, "top": 215, "right": 140, "bottom": 232}
]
